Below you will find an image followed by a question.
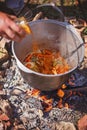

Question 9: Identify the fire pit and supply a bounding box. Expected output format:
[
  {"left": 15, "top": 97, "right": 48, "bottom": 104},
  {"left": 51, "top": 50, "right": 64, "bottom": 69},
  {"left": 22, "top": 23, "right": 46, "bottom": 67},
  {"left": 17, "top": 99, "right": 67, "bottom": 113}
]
[
  {"left": 0, "top": 45, "right": 87, "bottom": 130},
  {"left": 0, "top": 37, "right": 87, "bottom": 130}
]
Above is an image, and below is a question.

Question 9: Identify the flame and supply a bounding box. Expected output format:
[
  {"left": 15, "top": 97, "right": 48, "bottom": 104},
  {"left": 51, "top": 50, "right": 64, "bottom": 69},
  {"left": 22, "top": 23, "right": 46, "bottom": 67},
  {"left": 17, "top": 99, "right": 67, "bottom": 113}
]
[
  {"left": 57, "top": 89, "right": 65, "bottom": 98},
  {"left": 61, "top": 84, "right": 67, "bottom": 89},
  {"left": 40, "top": 96, "right": 53, "bottom": 112},
  {"left": 44, "top": 98, "right": 53, "bottom": 104},
  {"left": 43, "top": 98, "right": 53, "bottom": 112},
  {"left": 40, "top": 96, "right": 53, "bottom": 107},
  {"left": 40, "top": 95, "right": 47, "bottom": 101},
  {"left": 64, "top": 103, "right": 69, "bottom": 109},
  {"left": 26, "top": 87, "right": 69, "bottom": 111},
  {"left": 26, "top": 81, "right": 83, "bottom": 112},
  {"left": 31, "top": 89, "right": 40, "bottom": 97},
  {"left": 44, "top": 105, "right": 53, "bottom": 112},
  {"left": 57, "top": 99, "right": 63, "bottom": 108},
  {"left": 57, "top": 99, "right": 69, "bottom": 109}
]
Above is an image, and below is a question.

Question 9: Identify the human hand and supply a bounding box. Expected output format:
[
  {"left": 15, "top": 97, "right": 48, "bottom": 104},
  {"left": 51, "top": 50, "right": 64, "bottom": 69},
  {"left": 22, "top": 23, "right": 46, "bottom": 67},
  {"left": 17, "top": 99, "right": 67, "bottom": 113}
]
[{"left": 0, "top": 12, "right": 26, "bottom": 42}]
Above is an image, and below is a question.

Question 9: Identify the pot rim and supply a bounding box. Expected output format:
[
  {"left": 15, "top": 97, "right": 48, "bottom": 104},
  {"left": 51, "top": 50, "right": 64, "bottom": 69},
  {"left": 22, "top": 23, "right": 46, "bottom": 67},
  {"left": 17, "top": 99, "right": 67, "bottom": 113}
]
[{"left": 12, "top": 19, "right": 84, "bottom": 77}]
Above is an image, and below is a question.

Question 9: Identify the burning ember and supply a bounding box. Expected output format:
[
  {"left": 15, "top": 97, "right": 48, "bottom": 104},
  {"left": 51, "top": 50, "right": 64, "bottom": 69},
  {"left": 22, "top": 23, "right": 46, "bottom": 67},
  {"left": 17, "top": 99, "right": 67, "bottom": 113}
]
[{"left": 26, "top": 86, "right": 68, "bottom": 112}]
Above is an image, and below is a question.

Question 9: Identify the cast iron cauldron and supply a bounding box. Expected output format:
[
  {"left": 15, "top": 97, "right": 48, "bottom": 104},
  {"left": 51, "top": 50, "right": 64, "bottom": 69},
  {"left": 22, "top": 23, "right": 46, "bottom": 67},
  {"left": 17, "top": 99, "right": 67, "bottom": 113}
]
[{"left": 12, "top": 20, "right": 84, "bottom": 91}]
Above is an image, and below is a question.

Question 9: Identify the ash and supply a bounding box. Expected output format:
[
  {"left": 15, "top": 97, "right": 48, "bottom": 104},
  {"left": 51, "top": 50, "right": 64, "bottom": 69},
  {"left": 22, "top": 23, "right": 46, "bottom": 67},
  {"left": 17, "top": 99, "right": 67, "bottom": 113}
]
[{"left": 1, "top": 56, "right": 86, "bottom": 130}]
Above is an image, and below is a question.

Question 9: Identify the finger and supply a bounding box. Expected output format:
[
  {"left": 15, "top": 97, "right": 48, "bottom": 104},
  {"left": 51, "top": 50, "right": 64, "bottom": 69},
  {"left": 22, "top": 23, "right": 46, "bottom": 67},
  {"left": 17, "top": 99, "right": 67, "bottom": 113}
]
[
  {"left": 0, "top": 32, "right": 11, "bottom": 40},
  {"left": 5, "top": 27, "right": 16, "bottom": 39},
  {"left": 5, "top": 27, "right": 24, "bottom": 42},
  {"left": 1, "top": 30, "right": 22, "bottom": 43},
  {"left": 7, "top": 19, "right": 26, "bottom": 37},
  {"left": 7, "top": 14, "right": 17, "bottom": 20}
]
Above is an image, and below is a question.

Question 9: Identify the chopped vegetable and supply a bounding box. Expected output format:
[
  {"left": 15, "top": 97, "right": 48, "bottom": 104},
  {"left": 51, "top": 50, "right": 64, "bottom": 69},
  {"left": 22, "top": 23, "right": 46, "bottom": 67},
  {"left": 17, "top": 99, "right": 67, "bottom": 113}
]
[
  {"left": 24, "top": 49, "right": 70, "bottom": 75},
  {"left": 15, "top": 17, "right": 32, "bottom": 34}
]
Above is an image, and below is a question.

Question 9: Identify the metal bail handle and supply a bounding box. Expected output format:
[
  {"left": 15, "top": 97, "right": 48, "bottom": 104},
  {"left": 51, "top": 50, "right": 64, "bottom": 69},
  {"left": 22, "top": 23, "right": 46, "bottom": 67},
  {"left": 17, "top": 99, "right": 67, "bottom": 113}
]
[
  {"left": 65, "top": 43, "right": 84, "bottom": 59},
  {"left": 66, "top": 24, "right": 84, "bottom": 68}
]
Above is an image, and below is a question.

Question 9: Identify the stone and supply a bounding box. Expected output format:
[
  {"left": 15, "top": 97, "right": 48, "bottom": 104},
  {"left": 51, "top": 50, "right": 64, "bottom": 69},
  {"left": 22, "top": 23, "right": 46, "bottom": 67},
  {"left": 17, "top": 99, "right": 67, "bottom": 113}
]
[
  {"left": 55, "top": 121, "right": 76, "bottom": 130},
  {"left": 78, "top": 115, "right": 87, "bottom": 130}
]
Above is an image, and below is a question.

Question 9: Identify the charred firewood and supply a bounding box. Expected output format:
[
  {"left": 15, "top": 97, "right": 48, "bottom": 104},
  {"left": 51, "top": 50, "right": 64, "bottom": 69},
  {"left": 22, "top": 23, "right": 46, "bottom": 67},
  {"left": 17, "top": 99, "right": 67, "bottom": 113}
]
[{"left": 33, "top": 12, "right": 43, "bottom": 21}]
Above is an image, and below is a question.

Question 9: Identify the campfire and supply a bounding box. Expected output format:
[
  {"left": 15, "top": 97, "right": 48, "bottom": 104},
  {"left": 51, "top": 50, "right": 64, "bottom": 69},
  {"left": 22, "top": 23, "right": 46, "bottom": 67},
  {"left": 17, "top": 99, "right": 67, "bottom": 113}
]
[
  {"left": 0, "top": 37, "right": 87, "bottom": 130},
  {"left": 0, "top": 2, "right": 87, "bottom": 130}
]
